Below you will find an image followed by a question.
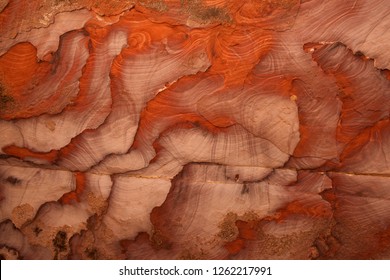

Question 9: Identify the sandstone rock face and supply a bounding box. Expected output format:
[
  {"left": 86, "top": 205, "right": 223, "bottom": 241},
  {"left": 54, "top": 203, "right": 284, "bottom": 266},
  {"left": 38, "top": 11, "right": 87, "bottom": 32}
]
[{"left": 0, "top": 0, "right": 389, "bottom": 260}]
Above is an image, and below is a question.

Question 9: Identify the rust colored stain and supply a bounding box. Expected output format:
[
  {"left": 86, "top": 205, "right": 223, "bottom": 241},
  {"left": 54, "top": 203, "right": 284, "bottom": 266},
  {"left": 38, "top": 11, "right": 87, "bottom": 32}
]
[
  {"left": 224, "top": 238, "right": 245, "bottom": 255},
  {"left": 224, "top": 220, "right": 258, "bottom": 256},
  {"left": 3, "top": 145, "right": 58, "bottom": 162},
  {"left": 0, "top": 43, "right": 51, "bottom": 119},
  {"left": 383, "top": 69, "right": 390, "bottom": 80},
  {"left": 377, "top": 226, "right": 390, "bottom": 255},
  {"left": 0, "top": 0, "right": 389, "bottom": 260},
  {"left": 236, "top": 220, "right": 257, "bottom": 240},
  {"left": 59, "top": 172, "right": 86, "bottom": 204}
]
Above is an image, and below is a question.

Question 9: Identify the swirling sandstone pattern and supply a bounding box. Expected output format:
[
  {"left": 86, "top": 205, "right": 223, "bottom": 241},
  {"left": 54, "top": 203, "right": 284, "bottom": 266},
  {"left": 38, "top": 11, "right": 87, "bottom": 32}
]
[{"left": 0, "top": 0, "right": 389, "bottom": 259}]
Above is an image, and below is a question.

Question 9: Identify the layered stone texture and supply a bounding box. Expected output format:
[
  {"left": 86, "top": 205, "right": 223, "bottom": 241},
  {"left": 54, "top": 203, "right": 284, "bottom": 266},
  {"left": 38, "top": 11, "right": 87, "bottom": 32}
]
[{"left": 0, "top": 0, "right": 389, "bottom": 259}]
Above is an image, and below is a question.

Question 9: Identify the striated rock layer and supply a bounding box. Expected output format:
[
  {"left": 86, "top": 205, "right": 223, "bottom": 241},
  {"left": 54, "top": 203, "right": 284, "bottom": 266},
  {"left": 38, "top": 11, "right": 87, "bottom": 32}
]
[{"left": 0, "top": 0, "right": 390, "bottom": 260}]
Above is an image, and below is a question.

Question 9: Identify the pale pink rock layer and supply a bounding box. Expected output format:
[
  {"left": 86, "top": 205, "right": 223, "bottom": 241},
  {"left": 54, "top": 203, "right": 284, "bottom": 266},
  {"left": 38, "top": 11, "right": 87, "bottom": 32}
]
[{"left": 0, "top": 0, "right": 389, "bottom": 259}]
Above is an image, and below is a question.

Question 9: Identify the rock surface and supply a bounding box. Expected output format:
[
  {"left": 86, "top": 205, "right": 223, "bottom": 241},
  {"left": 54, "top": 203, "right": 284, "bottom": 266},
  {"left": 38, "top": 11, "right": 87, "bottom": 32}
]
[{"left": 0, "top": 0, "right": 389, "bottom": 259}]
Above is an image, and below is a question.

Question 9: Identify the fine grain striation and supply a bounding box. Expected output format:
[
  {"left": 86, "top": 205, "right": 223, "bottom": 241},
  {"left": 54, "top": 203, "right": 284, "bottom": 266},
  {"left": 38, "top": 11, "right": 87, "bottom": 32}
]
[{"left": 0, "top": 0, "right": 390, "bottom": 259}]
